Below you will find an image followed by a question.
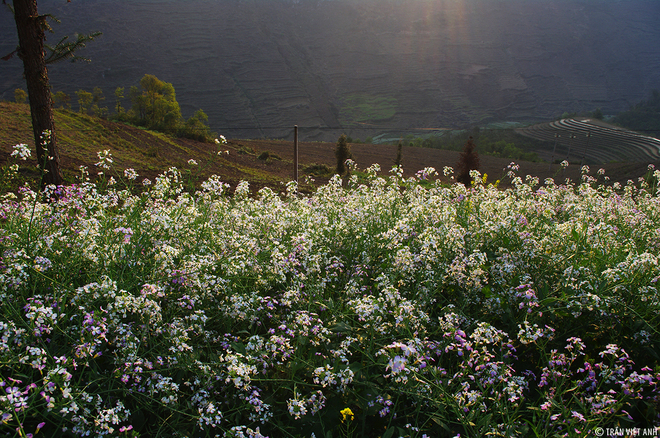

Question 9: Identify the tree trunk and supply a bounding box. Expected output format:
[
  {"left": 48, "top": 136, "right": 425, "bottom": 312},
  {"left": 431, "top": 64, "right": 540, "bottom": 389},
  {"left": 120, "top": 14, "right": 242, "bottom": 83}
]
[{"left": 13, "top": 0, "right": 63, "bottom": 188}]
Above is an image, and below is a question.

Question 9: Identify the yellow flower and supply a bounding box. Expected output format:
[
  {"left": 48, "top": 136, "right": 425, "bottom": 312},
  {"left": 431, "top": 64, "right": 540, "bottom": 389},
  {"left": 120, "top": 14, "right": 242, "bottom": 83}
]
[{"left": 340, "top": 407, "right": 354, "bottom": 423}]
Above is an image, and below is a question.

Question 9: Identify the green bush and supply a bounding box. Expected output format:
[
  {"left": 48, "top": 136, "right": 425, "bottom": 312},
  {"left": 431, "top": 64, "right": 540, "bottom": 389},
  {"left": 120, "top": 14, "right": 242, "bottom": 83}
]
[{"left": 335, "top": 134, "right": 353, "bottom": 175}]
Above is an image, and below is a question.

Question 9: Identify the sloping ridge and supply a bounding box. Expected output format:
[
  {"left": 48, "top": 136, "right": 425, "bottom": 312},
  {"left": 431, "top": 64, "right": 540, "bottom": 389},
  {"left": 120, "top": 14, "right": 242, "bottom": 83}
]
[{"left": 516, "top": 118, "right": 660, "bottom": 164}]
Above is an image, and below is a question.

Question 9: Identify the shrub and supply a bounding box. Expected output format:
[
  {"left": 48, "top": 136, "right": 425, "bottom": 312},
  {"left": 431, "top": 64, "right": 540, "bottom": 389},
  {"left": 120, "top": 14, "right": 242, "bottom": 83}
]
[
  {"left": 335, "top": 133, "right": 353, "bottom": 175},
  {"left": 304, "top": 163, "right": 332, "bottom": 176},
  {"left": 456, "top": 136, "right": 480, "bottom": 186},
  {"left": 14, "top": 88, "right": 27, "bottom": 104},
  {"left": 394, "top": 141, "right": 403, "bottom": 167}
]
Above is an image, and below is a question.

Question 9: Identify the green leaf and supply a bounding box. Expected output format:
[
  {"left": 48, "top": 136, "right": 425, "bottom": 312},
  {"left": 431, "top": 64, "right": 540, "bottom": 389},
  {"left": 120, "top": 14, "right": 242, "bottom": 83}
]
[
  {"left": 431, "top": 416, "right": 451, "bottom": 432},
  {"left": 329, "top": 322, "right": 353, "bottom": 333},
  {"left": 230, "top": 342, "right": 246, "bottom": 355},
  {"left": 382, "top": 426, "right": 396, "bottom": 438}
]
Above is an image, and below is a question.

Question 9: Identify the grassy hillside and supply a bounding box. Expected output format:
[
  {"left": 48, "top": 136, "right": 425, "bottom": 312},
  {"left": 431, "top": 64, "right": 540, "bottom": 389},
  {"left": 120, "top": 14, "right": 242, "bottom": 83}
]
[
  {"left": 2, "top": 102, "right": 659, "bottom": 194},
  {"left": 0, "top": 102, "right": 292, "bottom": 192}
]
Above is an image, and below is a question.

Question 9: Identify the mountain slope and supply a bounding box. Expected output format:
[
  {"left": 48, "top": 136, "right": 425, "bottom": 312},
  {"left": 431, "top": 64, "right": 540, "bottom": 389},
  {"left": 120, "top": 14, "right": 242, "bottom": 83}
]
[{"left": 1, "top": 0, "right": 659, "bottom": 141}]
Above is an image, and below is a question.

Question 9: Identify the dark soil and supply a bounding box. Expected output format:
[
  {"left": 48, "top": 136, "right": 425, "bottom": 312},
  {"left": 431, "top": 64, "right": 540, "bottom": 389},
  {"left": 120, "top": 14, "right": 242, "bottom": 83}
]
[{"left": 216, "top": 138, "right": 659, "bottom": 191}]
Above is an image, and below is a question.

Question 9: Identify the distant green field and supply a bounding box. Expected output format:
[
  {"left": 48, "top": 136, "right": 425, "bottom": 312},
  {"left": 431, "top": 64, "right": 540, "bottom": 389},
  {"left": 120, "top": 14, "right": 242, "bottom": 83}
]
[{"left": 339, "top": 93, "right": 397, "bottom": 125}]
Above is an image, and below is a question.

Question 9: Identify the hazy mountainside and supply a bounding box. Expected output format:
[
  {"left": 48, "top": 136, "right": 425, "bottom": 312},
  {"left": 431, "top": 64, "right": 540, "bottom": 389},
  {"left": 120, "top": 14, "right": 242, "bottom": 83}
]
[{"left": 1, "top": 0, "right": 659, "bottom": 141}]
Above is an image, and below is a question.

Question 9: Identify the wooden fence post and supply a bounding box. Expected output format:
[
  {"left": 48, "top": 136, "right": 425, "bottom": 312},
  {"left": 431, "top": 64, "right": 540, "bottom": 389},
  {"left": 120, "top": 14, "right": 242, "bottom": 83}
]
[
  {"left": 580, "top": 130, "right": 592, "bottom": 167},
  {"left": 550, "top": 133, "right": 560, "bottom": 171},
  {"left": 293, "top": 125, "right": 299, "bottom": 183}
]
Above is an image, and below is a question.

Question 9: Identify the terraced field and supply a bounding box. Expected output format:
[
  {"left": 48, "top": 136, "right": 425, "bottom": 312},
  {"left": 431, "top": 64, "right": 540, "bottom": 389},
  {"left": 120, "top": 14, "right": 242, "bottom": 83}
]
[{"left": 516, "top": 118, "right": 660, "bottom": 164}]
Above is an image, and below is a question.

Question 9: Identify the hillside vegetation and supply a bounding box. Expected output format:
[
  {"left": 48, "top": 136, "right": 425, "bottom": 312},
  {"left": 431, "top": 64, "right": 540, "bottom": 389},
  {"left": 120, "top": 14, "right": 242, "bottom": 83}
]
[
  {"left": 2, "top": 101, "right": 659, "bottom": 195},
  {"left": 0, "top": 102, "right": 287, "bottom": 192},
  {"left": 613, "top": 89, "right": 660, "bottom": 133}
]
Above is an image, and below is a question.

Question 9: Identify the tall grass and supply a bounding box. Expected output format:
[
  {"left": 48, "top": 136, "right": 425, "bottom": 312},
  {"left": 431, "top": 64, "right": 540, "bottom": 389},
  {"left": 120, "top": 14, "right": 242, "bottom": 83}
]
[{"left": 1, "top": 146, "right": 659, "bottom": 437}]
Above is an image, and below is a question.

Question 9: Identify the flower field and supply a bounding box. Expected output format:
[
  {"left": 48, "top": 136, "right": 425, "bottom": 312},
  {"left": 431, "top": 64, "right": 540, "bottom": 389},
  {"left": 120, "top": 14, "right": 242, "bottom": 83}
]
[{"left": 1, "top": 146, "right": 660, "bottom": 437}]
